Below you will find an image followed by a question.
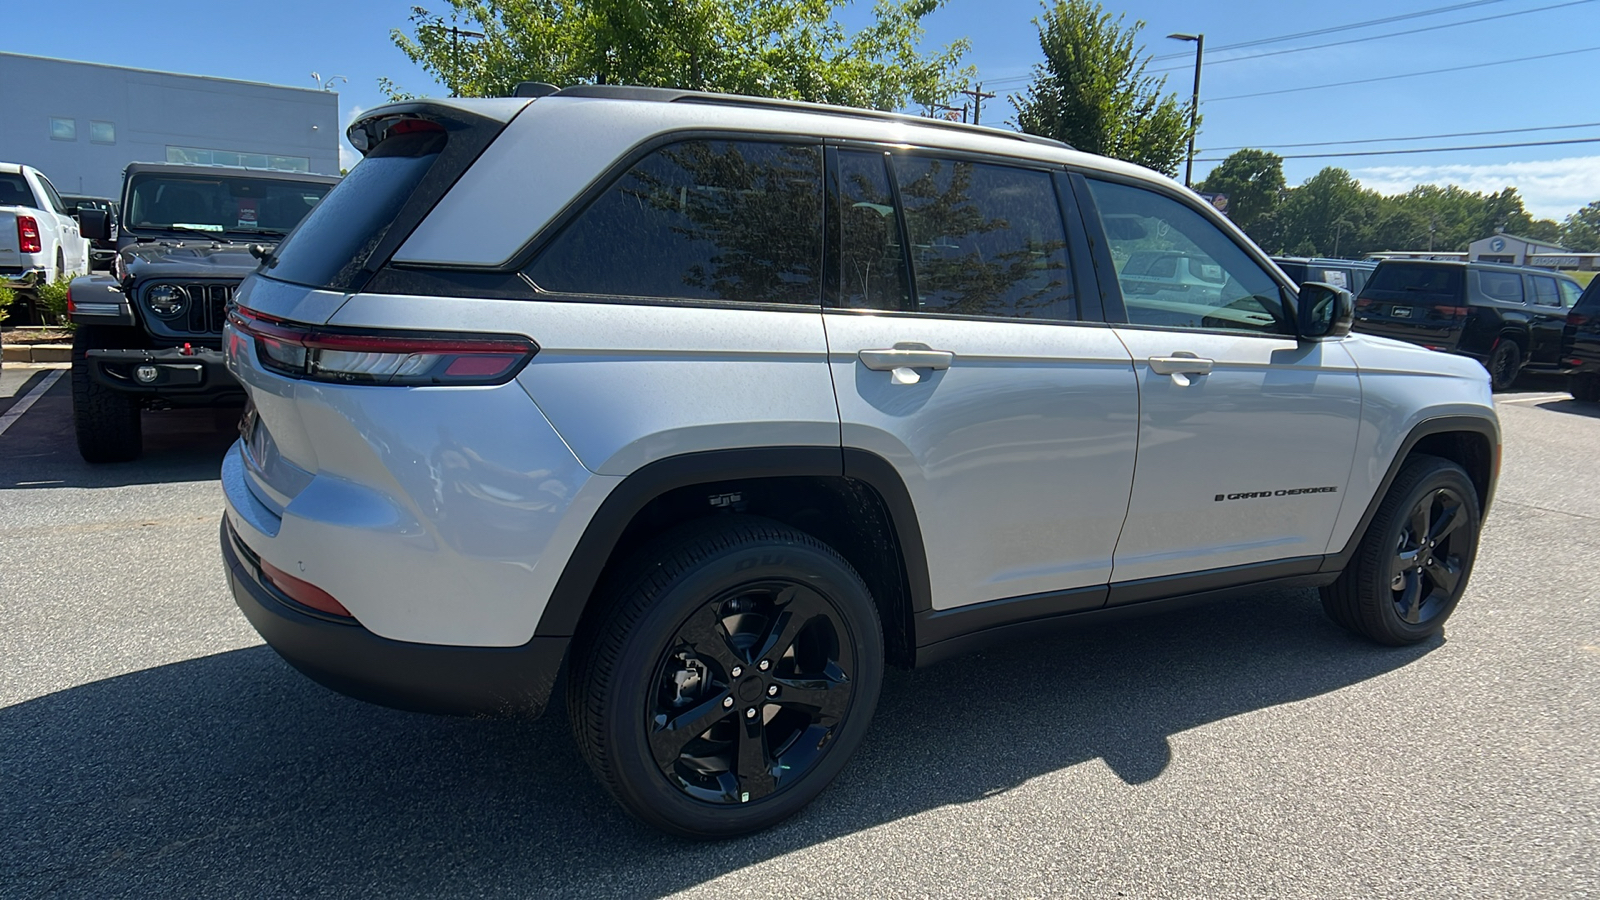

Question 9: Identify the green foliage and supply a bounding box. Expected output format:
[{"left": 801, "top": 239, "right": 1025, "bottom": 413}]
[
  {"left": 1011, "top": 0, "right": 1194, "bottom": 177},
  {"left": 0, "top": 284, "right": 13, "bottom": 325},
  {"left": 1197, "top": 149, "right": 1285, "bottom": 247},
  {"left": 1563, "top": 201, "right": 1600, "bottom": 252},
  {"left": 386, "top": 0, "right": 973, "bottom": 112},
  {"left": 34, "top": 276, "right": 73, "bottom": 327}
]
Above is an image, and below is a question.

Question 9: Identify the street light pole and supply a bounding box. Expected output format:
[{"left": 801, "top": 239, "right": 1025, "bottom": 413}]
[{"left": 1167, "top": 32, "right": 1204, "bottom": 188}]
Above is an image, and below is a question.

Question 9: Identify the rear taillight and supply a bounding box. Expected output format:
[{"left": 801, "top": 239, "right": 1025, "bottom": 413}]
[
  {"left": 1431, "top": 305, "right": 1469, "bottom": 318},
  {"left": 228, "top": 307, "right": 537, "bottom": 386},
  {"left": 17, "top": 215, "right": 41, "bottom": 254},
  {"left": 1569, "top": 312, "right": 1589, "bottom": 327},
  {"left": 259, "top": 558, "right": 353, "bottom": 618},
  {"left": 1355, "top": 297, "right": 1376, "bottom": 310}
]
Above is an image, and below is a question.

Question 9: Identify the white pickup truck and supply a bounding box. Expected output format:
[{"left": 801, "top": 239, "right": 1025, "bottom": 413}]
[{"left": 0, "top": 162, "right": 94, "bottom": 295}]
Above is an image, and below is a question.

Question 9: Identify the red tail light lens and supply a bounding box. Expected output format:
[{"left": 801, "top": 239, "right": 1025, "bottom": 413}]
[
  {"left": 259, "top": 558, "right": 353, "bottom": 618},
  {"left": 1569, "top": 312, "right": 1589, "bottom": 327},
  {"left": 1431, "top": 305, "right": 1469, "bottom": 318},
  {"left": 17, "top": 215, "right": 41, "bottom": 254},
  {"left": 228, "top": 307, "right": 537, "bottom": 386}
]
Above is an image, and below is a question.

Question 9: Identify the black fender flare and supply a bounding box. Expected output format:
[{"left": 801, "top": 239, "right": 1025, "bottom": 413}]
[
  {"left": 532, "top": 446, "right": 932, "bottom": 637},
  {"left": 1320, "top": 414, "right": 1499, "bottom": 574}
]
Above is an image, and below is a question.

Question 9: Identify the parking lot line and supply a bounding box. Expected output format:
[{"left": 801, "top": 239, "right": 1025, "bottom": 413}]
[
  {"left": 0, "top": 369, "right": 64, "bottom": 439},
  {"left": 1495, "top": 392, "right": 1572, "bottom": 405}
]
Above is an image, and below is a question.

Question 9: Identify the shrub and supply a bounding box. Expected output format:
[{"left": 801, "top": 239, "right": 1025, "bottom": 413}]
[
  {"left": 0, "top": 284, "right": 13, "bottom": 325},
  {"left": 34, "top": 276, "right": 72, "bottom": 327}
]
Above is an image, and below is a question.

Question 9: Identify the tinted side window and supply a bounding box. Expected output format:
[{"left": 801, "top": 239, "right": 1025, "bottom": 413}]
[
  {"left": 1085, "top": 178, "right": 1287, "bottom": 334},
  {"left": 36, "top": 175, "right": 67, "bottom": 215},
  {"left": 1559, "top": 279, "right": 1584, "bottom": 308},
  {"left": 892, "top": 156, "right": 1074, "bottom": 320},
  {"left": 1363, "top": 264, "right": 1463, "bottom": 300},
  {"left": 1531, "top": 276, "right": 1562, "bottom": 307},
  {"left": 527, "top": 140, "right": 822, "bottom": 305},
  {"left": 835, "top": 150, "right": 910, "bottom": 311},
  {"left": 1478, "top": 271, "right": 1524, "bottom": 303}
]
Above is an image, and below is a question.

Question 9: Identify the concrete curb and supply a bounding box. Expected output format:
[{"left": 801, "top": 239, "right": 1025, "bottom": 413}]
[{"left": 2, "top": 344, "right": 72, "bottom": 363}]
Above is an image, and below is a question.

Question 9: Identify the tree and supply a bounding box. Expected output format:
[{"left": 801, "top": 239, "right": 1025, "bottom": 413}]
[
  {"left": 1196, "top": 149, "right": 1285, "bottom": 249},
  {"left": 1277, "top": 167, "right": 1381, "bottom": 258},
  {"left": 1562, "top": 201, "right": 1600, "bottom": 252},
  {"left": 1010, "top": 0, "right": 1194, "bottom": 177},
  {"left": 385, "top": 0, "right": 973, "bottom": 112}
]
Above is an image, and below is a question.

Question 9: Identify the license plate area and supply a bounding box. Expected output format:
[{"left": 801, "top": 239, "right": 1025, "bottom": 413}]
[{"left": 1392, "top": 305, "right": 1413, "bottom": 318}]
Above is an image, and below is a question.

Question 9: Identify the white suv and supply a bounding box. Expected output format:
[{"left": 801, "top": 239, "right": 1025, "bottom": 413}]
[{"left": 220, "top": 86, "right": 1499, "bottom": 838}]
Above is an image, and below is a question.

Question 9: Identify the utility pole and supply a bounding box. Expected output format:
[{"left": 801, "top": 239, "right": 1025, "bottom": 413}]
[
  {"left": 1166, "top": 33, "right": 1204, "bottom": 188},
  {"left": 957, "top": 84, "right": 996, "bottom": 125},
  {"left": 422, "top": 22, "right": 486, "bottom": 98}
]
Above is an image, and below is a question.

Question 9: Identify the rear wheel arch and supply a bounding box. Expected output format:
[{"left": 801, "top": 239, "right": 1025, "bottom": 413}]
[{"left": 539, "top": 447, "right": 928, "bottom": 669}]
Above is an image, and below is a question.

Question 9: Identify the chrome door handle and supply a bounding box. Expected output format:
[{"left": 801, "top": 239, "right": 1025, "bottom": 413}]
[
  {"left": 858, "top": 348, "right": 954, "bottom": 371},
  {"left": 1147, "top": 354, "right": 1214, "bottom": 376}
]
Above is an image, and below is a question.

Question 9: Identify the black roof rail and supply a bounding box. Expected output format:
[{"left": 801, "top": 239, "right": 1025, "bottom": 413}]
[{"left": 522, "top": 83, "right": 1072, "bottom": 151}]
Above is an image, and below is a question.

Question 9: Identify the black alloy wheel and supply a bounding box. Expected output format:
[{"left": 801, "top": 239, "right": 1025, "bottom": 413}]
[
  {"left": 1386, "top": 485, "right": 1469, "bottom": 627},
  {"left": 568, "top": 516, "right": 883, "bottom": 838},
  {"left": 1571, "top": 373, "right": 1600, "bottom": 403},
  {"left": 1321, "top": 455, "right": 1481, "bottom": 645},
  {"left": 649, "top": 580, "right": 854, "bottom": 805},
  {"left": 1487, "top": 340, "right": 1521, "bottom": 392}
]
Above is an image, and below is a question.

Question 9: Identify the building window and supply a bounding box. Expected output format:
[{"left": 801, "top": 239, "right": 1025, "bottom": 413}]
[
  {"left": 49, "top": 117, "right": 76, "bottom": 141},
  {"left": 90, "top": 121, "right": 116, "bottom": 144},
  {"left": 165, "top": 145, "right": 310, "bottom": 172}
]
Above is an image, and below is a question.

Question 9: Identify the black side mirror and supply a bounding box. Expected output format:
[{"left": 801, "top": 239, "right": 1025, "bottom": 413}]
[
  {"left": 76, "top": 208, "right": 111, "bottom": 242},
  {"left": 1297, "top": 281, "right": 1354, "bottom": 340}
]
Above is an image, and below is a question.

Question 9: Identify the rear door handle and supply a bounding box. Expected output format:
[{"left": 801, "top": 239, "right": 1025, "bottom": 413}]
[
  {"left": 858, "top": 348, "right": 955, "bottom": 371},
  {"left": 1147, "top": 354, "right": 1214, "bottom": 376}
]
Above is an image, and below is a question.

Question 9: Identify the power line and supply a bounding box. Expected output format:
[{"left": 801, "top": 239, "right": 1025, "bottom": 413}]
[
  {"left": 1207, "top": 45, "right": 1600, "bottom": 101},
  {"left": 1149, "top": 0, "right": 1596, "bottom": 74},
  {"left": 1148, "top": 0, "right": 1514, "bottom": 61},
  {"left": 1194, "top": 135, "right": 1600, "bottom": 162},
  {"left": 1203, "top": 121, "right": 1600, "bottom": 152}
]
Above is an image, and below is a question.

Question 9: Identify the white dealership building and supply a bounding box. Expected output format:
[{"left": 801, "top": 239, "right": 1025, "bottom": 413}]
[{"left": 0, "top": 52, "right": 339, "bottom": 200}]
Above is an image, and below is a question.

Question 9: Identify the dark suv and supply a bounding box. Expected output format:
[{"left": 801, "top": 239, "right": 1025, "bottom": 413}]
[
  {"left": 1272, "top": 257, "right": 1378, "bottom": 297},
  {"left": 67, "top": 162, "right": 340, "bottom": 462},
  {"left": 1354, "top": 259, "right": 1584, "bottom": 391},
  {"left": 1564, "top": 277, "right": 1600, "bottom": 402}
]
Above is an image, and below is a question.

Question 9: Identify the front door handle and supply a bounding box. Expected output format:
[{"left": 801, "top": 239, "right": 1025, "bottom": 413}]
[
  {"left": 1147, "top": 354, "right": 1215, "bottom": 376},
  {"left": 859, "top": 345, "right": 954, "bottom": 385}
]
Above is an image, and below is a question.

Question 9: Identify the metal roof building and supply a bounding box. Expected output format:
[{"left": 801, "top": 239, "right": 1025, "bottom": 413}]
[{"left": 0, "top": 52, "right": 338, "bottom": 200}]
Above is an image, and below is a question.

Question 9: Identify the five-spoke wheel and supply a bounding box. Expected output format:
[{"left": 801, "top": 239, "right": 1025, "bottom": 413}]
[
  {"left": 1322, "top": 455, "right": 1481, "bottom": 645},
  {"left": 568, "top": 517, "right": 882, "bottom": 838}
]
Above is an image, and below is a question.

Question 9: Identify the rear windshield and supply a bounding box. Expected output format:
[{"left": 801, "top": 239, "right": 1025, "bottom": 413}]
[
  {"left": 0, "top": 173, "right": 36, "bottom": 208},
  {"left": 265, "top": 131, "right": 444, "bottom": 290},
  {"left": 126, "top": 174, "right": 332, "bottom": 237},
  {"left": 1363, "top": 264, "right": 1464, "bottom": 301}
]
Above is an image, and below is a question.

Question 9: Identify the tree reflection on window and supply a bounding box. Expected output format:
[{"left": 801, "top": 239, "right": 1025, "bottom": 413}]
[
  {"left": 893, "top": 157, "right": 1074, "bottom": 320},
  {"left": 527, "top": 140, "right": 822, "bottom": 305}
]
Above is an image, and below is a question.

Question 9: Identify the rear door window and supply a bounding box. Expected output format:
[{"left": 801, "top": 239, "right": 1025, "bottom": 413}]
[
  {"left": 527, "top": 140, "right": 823, "bottom": 305},
  {"left": 1531, "top": 276, "right": 1563, "bottom": 307},
  {"left": 834, "top": 150, "right": 911, "bottom": 311},
  {"left": 891, "top": 155, "right": 1075, "bottom": 320},
  {"left": 1478, "top": 271, "right": 1525, "bottom": 303}
]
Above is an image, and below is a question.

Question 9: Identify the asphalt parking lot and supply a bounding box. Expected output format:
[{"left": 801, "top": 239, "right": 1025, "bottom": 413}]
[{"left": 2, "top": 362, "right": 1597, "bottom": 899}]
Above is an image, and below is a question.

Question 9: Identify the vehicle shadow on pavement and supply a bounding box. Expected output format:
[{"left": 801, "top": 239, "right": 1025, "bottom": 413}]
[
  {"left": 0, "top": 588, "right": 1433, "bottom": 898},
  {"left": 1535, "top": 398, "right": 1600, "bottom": 419},
  {"left": 0, "top": 377, "right": 237, "bottom": 489}
]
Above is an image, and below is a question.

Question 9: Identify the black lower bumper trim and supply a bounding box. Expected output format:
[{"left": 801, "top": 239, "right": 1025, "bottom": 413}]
[
  {"left": 88, "top": 345, "right": 235, "bottom": 396},
  {"left": 221, "top": 518, "right": 568, "bottom": 718}
]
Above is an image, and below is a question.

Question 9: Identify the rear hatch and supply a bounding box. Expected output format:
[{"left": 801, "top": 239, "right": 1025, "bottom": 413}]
[{"left": 1354, "top": 263, "right": 1468, "bottom": 351}]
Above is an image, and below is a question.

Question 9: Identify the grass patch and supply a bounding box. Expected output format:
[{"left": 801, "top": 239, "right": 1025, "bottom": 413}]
[{"left": 1572, "top": 271, "right": 1595, "bottom": 288}]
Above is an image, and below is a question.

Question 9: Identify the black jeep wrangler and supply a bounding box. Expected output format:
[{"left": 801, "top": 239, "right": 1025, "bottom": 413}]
[{"left": 68, "top": 162, "right": 339, "bottom": 462}]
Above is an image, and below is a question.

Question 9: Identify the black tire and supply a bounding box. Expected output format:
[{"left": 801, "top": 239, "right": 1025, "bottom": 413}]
[
  {"left": 568, "top": 516, "right": 883, "bottom": 839},
  {"left": 1571, "top": 373, "right": 1600, "bottom": 403},
  {"left": 1486, "top": 339, "right": 1522, "bottom": 392},
  {"left": 72, "top": 325, "right": 143, "bottom": 463},
  {"left": 1320, "top": 455, "right": 1481, "bottom": 645}
]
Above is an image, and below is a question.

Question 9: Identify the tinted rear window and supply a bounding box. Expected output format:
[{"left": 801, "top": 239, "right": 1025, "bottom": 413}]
[
  {"left": 1364, "top": 264, "right": 1463, "bottom": 300},
  {"left": 265, "top": 131, "right": 441, "bottom": 290},
  {"left": 0, "top": 173, "right": 35, "bottom": 208},
  {"left": 1478, "top": 271, "right": 1524, "bottom": 303}
]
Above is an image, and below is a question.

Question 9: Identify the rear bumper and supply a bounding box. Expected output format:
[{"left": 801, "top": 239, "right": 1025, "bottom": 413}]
[
  {"left": 1, "top": 266, "right": 45, "bottom": 288},
  {"left": 221, "top": 517, "right": 568, "bottom": 718}
]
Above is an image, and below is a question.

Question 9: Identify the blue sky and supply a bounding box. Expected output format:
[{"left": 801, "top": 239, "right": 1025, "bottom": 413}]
[{"left": 6, "top": 0, "right": 1597, "bottom": 219}]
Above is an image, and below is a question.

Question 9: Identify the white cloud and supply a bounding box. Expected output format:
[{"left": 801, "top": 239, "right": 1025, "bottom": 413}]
[
  {"left": 338, "top": 105, "right": 366, "bottom": 172},
  {"left": 1353, "top": 155, "right": 1600, "bottom": 221}
]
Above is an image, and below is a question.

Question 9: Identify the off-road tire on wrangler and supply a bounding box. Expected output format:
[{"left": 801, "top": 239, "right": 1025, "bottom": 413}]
[
  {"left": 1571, "top": 373, "right": 1600, "bottom": 403},
  {"left": 1321, "top": 455, "right": 1481, "bottom": 645},
  {"left": 1487, "top": 340, "right": 1521, "bottom": 392},
  {"left": 567, "top": 516, "right": 883, "bottom": 839},
  {"left": 72, "top": 325, "right": 144, "bottom": 463}
]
